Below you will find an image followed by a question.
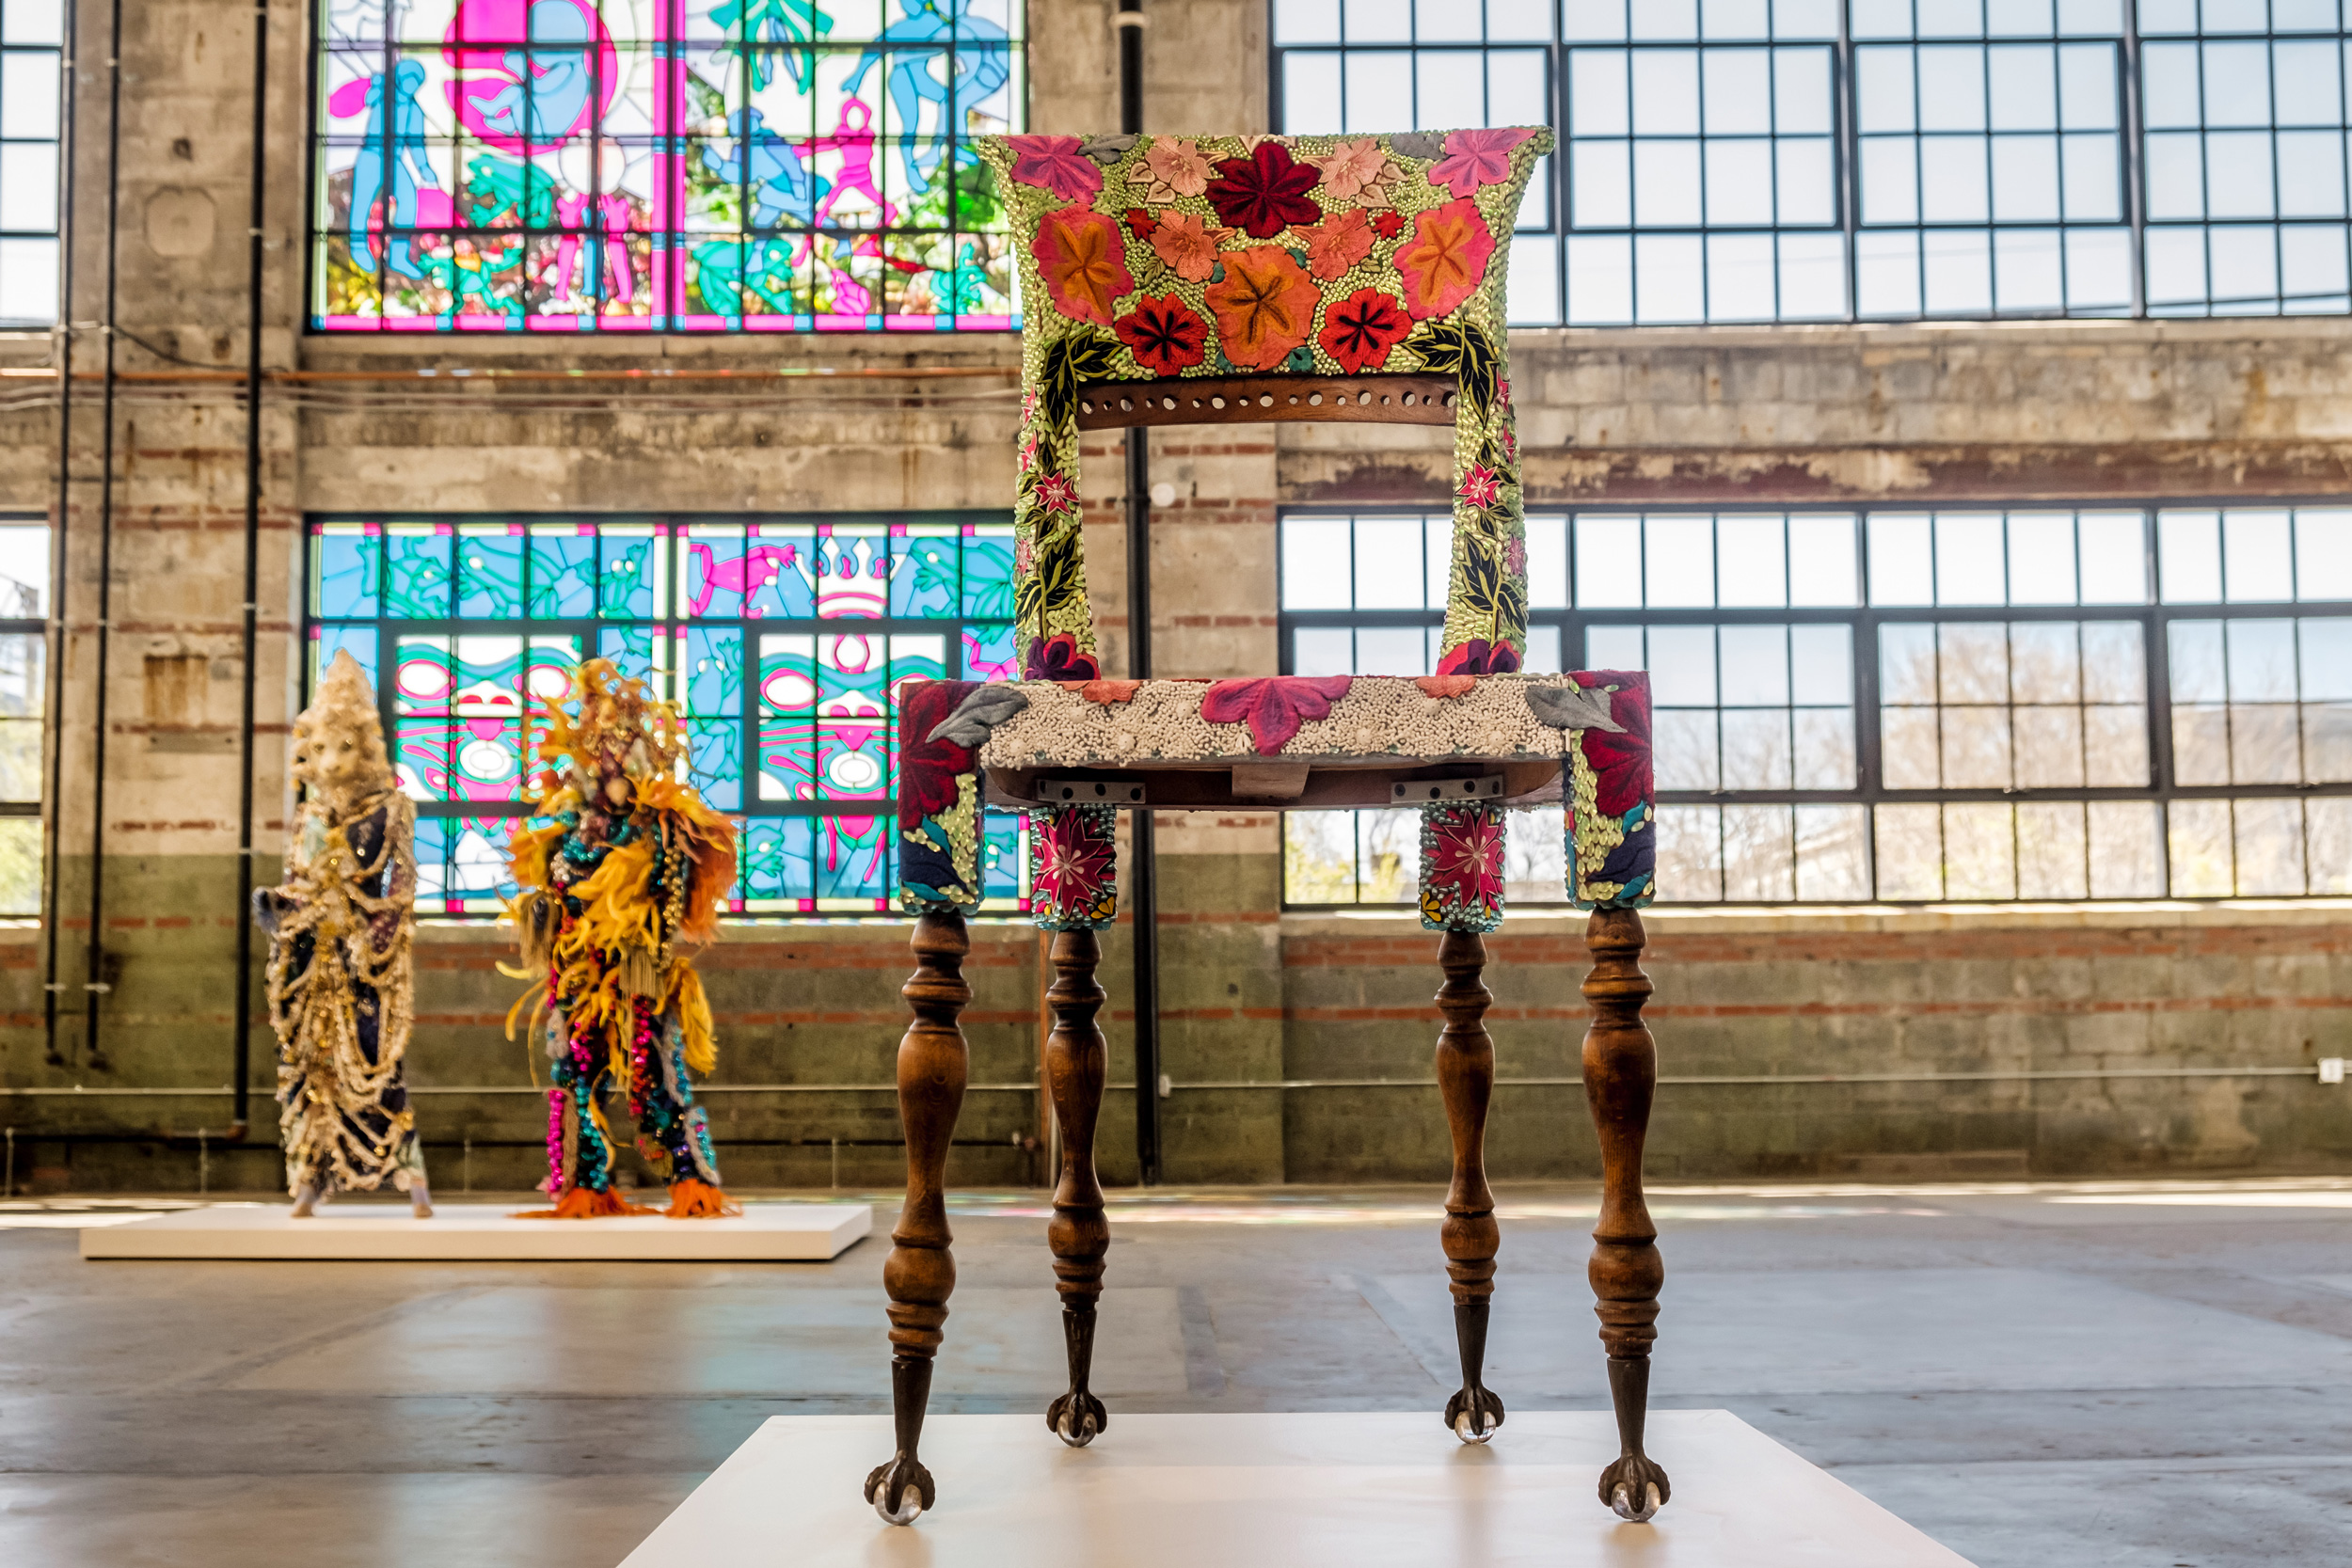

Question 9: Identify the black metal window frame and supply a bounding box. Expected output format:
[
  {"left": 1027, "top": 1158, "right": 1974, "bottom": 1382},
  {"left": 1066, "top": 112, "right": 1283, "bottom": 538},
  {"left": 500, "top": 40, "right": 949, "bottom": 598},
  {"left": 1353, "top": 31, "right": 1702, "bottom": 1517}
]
[
  {"left": 0, "top": 508, "right": 45, "bottom": 822},
  {"left": 1268, "top": 1, "right": 2352, "bottom": 324},
  {"left": 1277, "top": 501, "right": 2352, "bottom": 905},
  {"left": 0, "top": 8, "right": 63, "bottom": 327}
]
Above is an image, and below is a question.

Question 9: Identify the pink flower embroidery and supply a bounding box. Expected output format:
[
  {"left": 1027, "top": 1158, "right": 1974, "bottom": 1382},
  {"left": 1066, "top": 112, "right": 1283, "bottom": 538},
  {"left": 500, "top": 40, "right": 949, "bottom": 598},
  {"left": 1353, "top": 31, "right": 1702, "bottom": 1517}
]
[
  {"left": 1005, "top": 135, "right": 1104, "bottom": 202},
  {"left": 1415, "top": 674, "right": 1477, "bottom": 699},
  {"left": 1200, "top": 675, "right": 1354, "bottom": 755},
  {"left": 1427, "top": 128, "right": 1534, "bottom": 199},
  {"left": 1032, "top": 471, "right": 1078, "bottom": 515},
  {"left": 1147, "top": 210, "right": 1236, "bottom": 283},
  {"left": 1311, "top": 137, "right": 1402, "bottom": 206},
  {"left": 1297, "top": 207, "right": 1376, "bottom": 281},
  {"left": 1136, "top": 137, "right": 1212, "bottom": 203},
  {"left": 1457, "top": 463, "right": 1502, "bottom": 510}
]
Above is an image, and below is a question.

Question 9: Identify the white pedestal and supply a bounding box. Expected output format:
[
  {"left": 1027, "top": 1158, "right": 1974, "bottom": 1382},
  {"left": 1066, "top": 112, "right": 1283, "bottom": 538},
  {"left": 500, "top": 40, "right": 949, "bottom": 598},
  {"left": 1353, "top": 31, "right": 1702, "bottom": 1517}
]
[
  {"left": 622, "top": 1411, "right": 1975, "bottom": 1567},
  {"left": 78, "top": 1201, "right": 871, "bottom": 1261}
]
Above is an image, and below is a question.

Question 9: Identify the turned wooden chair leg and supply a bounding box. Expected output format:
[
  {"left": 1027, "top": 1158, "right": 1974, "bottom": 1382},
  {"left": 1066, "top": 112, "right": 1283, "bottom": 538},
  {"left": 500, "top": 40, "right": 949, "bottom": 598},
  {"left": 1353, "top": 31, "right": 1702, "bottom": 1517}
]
[
  {"left": 1581, "top": 907, "right": 1669, "bottom": 1522},
  {"left": 865, "top": 911, "right": 972, "bottom": 1526},
  {"left": 1043, "top": 927, "right": 1111, "bottom": 1447},
  {"left": 1435, "top": 927, "right": 1505, "bottom": 1443}
]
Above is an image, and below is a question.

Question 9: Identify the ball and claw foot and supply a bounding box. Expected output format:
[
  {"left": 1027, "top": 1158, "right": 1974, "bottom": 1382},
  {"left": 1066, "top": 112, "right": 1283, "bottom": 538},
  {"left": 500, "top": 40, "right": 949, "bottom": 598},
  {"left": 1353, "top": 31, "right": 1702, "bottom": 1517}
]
[
  {"left": 1047, "top": 1389, "right": 1106, "bottom": 1449},
  {"left": 864, "top": 1456, "right": 934, "bottom": 1526},
  {"left": 1444, "top": 1385, "right": 1506, "bottom": 1445},
  {"left": 1600, "top": 1453, "right": 1671, "bottom": 1523}
]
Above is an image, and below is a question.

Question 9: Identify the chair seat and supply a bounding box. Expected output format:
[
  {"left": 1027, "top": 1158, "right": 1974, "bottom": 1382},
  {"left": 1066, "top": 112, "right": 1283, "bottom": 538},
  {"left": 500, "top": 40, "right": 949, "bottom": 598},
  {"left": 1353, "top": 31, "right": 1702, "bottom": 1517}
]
[{"left": 972, "top": 675, "right": 1595, "bottom": 811}]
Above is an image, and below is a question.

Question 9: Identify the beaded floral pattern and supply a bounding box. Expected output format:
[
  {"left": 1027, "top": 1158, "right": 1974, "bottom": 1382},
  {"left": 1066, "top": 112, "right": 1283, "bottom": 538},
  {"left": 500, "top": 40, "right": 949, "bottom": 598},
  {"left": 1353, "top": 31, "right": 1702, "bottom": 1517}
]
[
  {"left": 975, "top": 130, "right": 1553, "bottom": 677},
  {"left": 1565, "top": 672, "right": 1656, "bottom": 911},
  {"left": 896, "top": 679, "right": 988, "bottom": 914},
  {"left": 1419, "top": 800, "right": 1508, "bottom": 932},
  {"left": 1031, "top": 803, "right": 1120, "bottom": 931}
]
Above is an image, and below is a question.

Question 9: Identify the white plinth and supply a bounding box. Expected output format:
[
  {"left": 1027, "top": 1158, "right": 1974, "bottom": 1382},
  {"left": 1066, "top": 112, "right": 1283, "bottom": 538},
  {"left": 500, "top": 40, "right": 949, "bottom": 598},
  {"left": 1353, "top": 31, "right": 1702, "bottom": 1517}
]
[
  {"left": 78, "top": 1201, "right": 871, "bottom": 1261},
  {"left": 623, "top": 1411, "right": 1975, "bottom": 1567}
]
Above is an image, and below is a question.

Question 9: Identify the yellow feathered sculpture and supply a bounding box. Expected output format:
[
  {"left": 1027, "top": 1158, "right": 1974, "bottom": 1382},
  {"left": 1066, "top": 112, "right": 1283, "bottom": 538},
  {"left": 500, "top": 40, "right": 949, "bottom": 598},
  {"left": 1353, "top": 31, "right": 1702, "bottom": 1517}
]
[{"left": 503, "top": 660, "right": 740, "bottom": 1218}]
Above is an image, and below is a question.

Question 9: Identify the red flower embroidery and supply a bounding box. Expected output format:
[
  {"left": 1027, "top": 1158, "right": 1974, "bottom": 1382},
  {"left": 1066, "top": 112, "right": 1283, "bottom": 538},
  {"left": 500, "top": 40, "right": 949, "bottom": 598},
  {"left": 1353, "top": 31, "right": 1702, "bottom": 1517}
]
[
  {"left": 1200, "top": 675, "right": 1353, "bottom": 754},
  {"left": 1016, "top": 434, "right": 1039, "bottom": 474},
  {"left": 1031, "top": 470, "right": 1078, "bottom": 515},
  {"left": 1427, "top": 127, "right": 1534, "bottom": 199},
  {"left": 1428, "top": 806, "right": 1506, "bottom": 907},
  {"left": 1457, "top": 463, "right": 1502, "bottom": 510},
  {"left": 1316, "top": 286, "right": 1412, "bottom": 375},
  {"left": 1205, "top": 140, "right": 1323, "bottom": 239},
  {"left": 1372, "top": 210, "right": 1406, "bottom": 240},
  {"left": 1435, "top": 640, "right": 1521, "bottom": 677},
  {"left": 1114, "top": 293, "right": 1210, "bottom": 375},
  {"left": 1025, "top": 634, "right": 1101, "bottom": 681},
  {"left": 1034, "top": 806, "right": 1118, "bottom": 924},
  {"left": 1396, "top": 198, "right": 1496, "bottom": 320},
  {"left": 1005, "top": 135, "right": 1104, "bottom": 201},
  {"left": 1576, "top": 673, "right": 1652, "bottom": 818},
  {"left": 1123, "top": 207, "right": 1155, "bottom": 239},
  {"left": 896, "top": 679, "right": 982, "bottom": 824},
  {"left": 1032, "top": 207, "right": 1135, "bottom": 327}
]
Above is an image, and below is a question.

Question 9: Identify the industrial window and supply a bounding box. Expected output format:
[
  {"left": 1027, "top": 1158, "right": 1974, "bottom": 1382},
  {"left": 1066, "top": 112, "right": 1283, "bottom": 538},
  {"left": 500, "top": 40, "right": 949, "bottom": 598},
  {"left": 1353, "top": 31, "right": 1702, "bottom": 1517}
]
[
  {"left": 310, "top": 0, "right": 1023, "bottom": 332},
  {"left": 1279, "top": 505, "right": 2352, "bottom": 905},
  {"left": 1270, "top": 0, "right": 2352, "bottom": 324},
  {"left": 304, "top": 515, "right": 1027, "bottom": 916},
  {"left": 0, "top": 0, "right": 60, "bottom": 325},
  {"left": 0, "top": 517, "right": 44, "bottom": 914}
]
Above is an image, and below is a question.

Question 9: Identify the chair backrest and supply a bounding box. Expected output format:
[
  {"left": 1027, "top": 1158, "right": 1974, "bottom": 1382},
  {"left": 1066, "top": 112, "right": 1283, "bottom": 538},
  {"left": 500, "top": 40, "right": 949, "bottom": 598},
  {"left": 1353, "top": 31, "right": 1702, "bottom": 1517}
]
[{"left": 973, "top": 129, "right": 1555, "bottom": 684}]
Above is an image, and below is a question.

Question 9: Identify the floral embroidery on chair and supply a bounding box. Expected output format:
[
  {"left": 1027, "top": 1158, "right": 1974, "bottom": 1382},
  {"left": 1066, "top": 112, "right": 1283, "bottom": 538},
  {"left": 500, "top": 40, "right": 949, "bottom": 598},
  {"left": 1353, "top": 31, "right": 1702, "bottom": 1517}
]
[
  {"left": 1031, "top": 803, "right": 1120, "bottom": 931},
  {"left": 1419, "top": 801, "right": 1508, "bottom": 933},
  {"left": 973, "top": 127, "right": 1554, "bottom": 676},
  {"left": 1199, "top": 675, "right": 1355, "bottom": 755}
]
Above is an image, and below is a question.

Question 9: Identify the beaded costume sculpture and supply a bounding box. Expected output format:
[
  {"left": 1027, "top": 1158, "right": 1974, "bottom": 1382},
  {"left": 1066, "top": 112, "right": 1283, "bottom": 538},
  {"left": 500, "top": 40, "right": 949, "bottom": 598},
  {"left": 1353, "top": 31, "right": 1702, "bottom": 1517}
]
[
  {"left": 502, "top": 659, "right": 740, "bottom": 1219},
  {"left": 254, "top": 649, "right": 428, "bottom": 1217},
  {"left": 866, "top": 128, "right": 1670, "bottom": 1532}
]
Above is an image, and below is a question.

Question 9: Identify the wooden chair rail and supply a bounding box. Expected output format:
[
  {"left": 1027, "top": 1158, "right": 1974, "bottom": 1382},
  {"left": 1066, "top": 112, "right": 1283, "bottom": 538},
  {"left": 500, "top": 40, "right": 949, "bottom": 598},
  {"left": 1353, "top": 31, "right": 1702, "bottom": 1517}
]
[{"left": 1073, "top": 373, "right": 1458, "bottom": 430}]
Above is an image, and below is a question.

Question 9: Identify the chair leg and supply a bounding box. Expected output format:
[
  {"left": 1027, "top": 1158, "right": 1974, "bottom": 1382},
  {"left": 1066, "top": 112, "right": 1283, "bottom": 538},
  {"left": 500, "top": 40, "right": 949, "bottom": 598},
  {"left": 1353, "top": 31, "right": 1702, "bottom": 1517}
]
[
  {"left": 865, "top": 911, "right": 971, "bottom": 1526},
  {"left": 1581, "top": 907, "right": 1669, "bottom": 1522},
  {"left": 1043, "top": 927, "right": 1111, "bottom": 1447},
  {"left": 1436, "top": 927, "right": 1505, "bottom": 1443}
]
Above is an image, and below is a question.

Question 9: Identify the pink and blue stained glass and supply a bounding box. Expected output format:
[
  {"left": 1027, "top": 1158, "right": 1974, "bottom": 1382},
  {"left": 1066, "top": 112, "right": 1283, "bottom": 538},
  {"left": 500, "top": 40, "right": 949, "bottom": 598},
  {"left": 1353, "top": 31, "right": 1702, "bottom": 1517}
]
[
  {"left": 312, "top": 1, "right": 1025, "bottom": 332},
  {"left": 308, "top": 515, "right": 1025, "bottom": 913}
]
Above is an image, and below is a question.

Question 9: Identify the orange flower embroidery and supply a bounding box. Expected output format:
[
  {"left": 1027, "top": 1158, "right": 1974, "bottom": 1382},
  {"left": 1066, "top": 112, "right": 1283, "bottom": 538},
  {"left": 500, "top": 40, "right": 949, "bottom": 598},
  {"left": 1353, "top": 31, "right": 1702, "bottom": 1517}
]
[
  {"left": 1203, "top": 245, "right": 1319, "bottom": 371},
  {"left": 1394, "top": 198, "right": 1495, "bottom": 321},
  {"left": 1032, "top": 207, "right": 1135, "bottom": 327}
]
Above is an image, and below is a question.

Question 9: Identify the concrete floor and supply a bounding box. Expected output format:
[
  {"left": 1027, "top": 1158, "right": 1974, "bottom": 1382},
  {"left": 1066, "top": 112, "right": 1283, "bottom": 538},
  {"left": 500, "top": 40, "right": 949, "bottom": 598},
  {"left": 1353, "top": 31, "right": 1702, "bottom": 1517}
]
[{"left": 2, "top": 1181, "right": 2348, "bottom": 1568}]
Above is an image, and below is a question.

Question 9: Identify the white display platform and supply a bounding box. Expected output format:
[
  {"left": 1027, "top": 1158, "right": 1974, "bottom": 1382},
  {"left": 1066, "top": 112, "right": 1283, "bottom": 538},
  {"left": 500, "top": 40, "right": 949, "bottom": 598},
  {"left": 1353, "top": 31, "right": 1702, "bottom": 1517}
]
[
  {"left": 622, "top": 1410, "right": 1975, "bottom": 1567},
  {"left": 79, "top": 1201, "right": 871, "bottom": 1261}
]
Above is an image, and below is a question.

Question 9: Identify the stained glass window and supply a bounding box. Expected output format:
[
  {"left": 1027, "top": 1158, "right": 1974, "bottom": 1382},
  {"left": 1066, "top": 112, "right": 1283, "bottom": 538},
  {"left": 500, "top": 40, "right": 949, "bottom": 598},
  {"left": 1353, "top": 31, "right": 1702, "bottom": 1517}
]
[
  {"left": 306, "top": 514, "right": 1027, "bottom": 915},
  {"left": 310, "top": 0, "right": 1023, "bottom": 331}
]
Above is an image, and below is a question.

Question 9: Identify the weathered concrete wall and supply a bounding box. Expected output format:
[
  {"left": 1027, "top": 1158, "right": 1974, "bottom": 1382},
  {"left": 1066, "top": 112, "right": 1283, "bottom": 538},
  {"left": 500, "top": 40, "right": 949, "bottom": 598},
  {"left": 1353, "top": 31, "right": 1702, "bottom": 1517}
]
[{"left": 4, "top": 1, "right": 2350, "bottom": 1194}]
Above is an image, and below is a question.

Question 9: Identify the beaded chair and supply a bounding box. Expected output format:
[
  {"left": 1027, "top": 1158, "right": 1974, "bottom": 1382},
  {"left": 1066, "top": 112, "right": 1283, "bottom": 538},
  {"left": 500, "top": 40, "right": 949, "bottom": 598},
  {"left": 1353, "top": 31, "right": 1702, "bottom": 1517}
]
[{"left": 866, "top": 127, "right": 1666, "bottom": 1528}]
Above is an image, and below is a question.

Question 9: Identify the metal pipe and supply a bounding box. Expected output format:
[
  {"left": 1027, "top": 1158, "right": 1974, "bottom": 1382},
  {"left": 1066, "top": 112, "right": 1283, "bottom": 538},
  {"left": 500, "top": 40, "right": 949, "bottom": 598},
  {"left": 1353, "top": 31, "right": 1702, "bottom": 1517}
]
[
  {"left": 80, "top": 0, "right": 122, "bottom": 1074},
  {"left": 40, "top": 0, "right": 79, "bottom": 1069},
  {"left": 1115, "top": 0, "right": 1161, "bottom": 1187},
  {"left": 228, "top": 0, "right": 269, "bottom": 1138}
]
